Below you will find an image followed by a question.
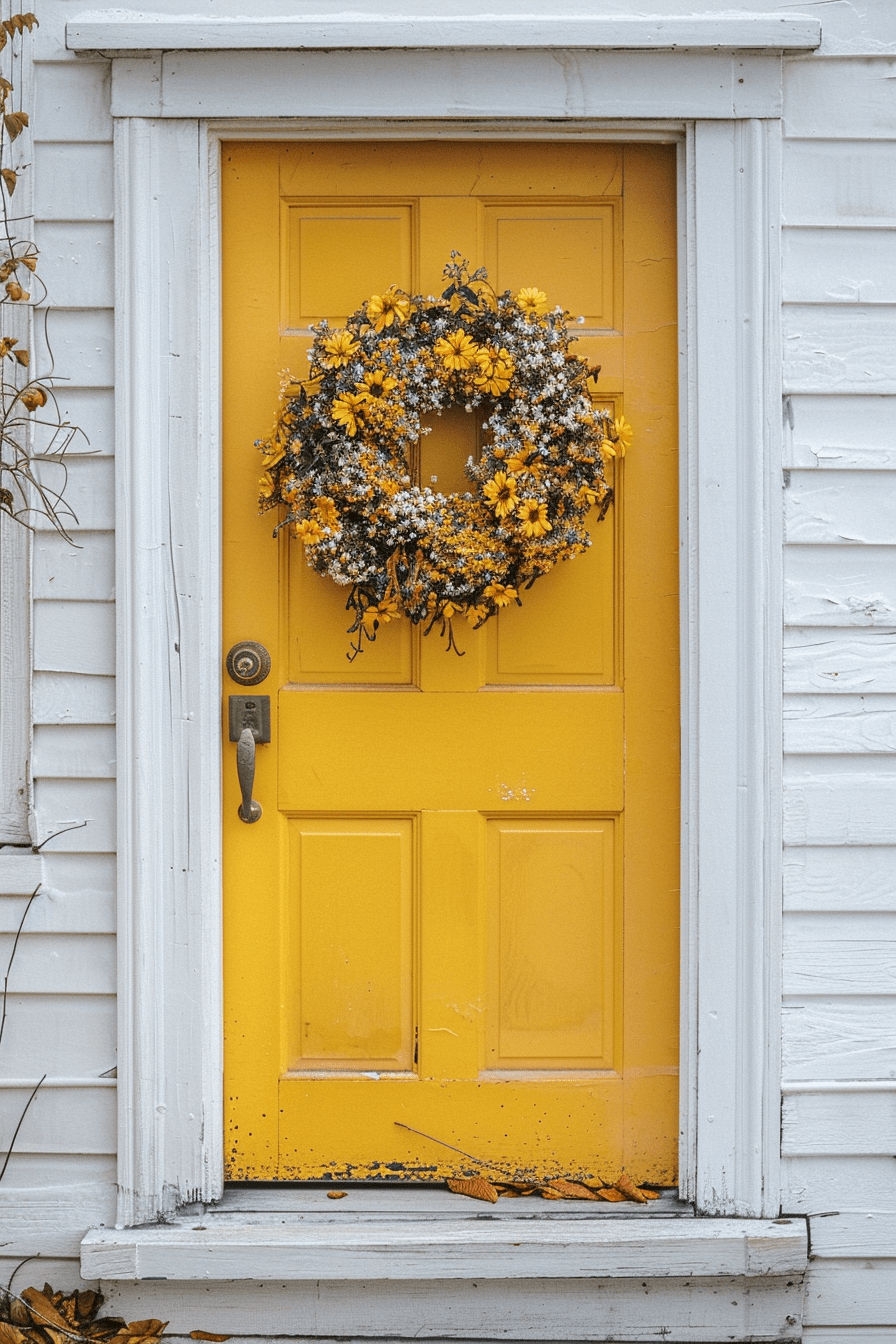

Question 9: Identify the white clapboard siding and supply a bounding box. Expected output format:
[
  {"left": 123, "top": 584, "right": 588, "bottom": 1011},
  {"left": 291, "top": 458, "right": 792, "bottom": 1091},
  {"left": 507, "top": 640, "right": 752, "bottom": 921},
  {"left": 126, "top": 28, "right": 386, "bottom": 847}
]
[
  {"left": 784, "top": 140, "right": 896, "bottom": 227},
  {"left": 804, "top": 1263, "right": 896, "bottom": 1328},
  {"left": 0, "top": 1258, "right": 92, "bottom": 1294},
  {"left": 0, "top": 1084, "right": 116, "bottom": 1154},
  {"left": 33, "top": 778, "right": 117, "bottom": 852},
  {"left": 784, "top": 767, "right": 896, "bottom": 845},
  {"left": 806, "top": 1332, "right": 896, "bottom": 1344},
  {"left": 0, "top": 995, "right": 115, "bottom": 1078},
  {"left": 783, "top": 999, "right": 896, "bottom": 1081},
  {"left": 33, "top": 724, "right": 116, "bottom": 778},
  {"left": 810, "top": 1211, "right": 896, "bottom": 1258},
  {"left": 39, "top": 851, "right": 116, "bottom": 898},
  {"left": 34, "top": 141, "right": 114, "bottom": 221},
  {"left": 33, "top": 672, "right": 116, "bottom": 725},
  {"left": 0, "top": 932, "right": 116, "bottom": 994},
  {"left": 784, "top": 695, "right": 896, "bottom": 753},
  {"left": 0, "top": 1182, "right": 117, "bottom": 1256},
  {"left": 35, "top": 309, "right": 114, "bottom": 388},
  {"left": 0, "top": 888, "right": 115, "bottom": 933},
  {"left": 33, "top": 456, "right": 114, "bottom": 533},
  {"left": 33, "top": 531, "right": 115, "bottom": 602},
  {"left": 785, "top": 546, "right": 896, "bottom": 626},
  {"left": 97, "top": 1274, "right": 804, "bottom": 1343},
  {"left": 784, "top": 846, "right": 896, "bottom": 912},
  {"left": 2, "top": 1151, "right": 117, "bottom": 1188},
  {"left": 33, "top": 601, "right": 115, "bottom": 675},
  {"left": 51, "top": 387, "right": 115, "bottom": 455},
  {"left": 784, "top": 912, "right": 896, "bottom": 995},
  {"left": 783, "top": 226, "right": 896, "bottom": 304},
  {"left": 784, "top": 629, "right": 896, "bottom": 693},
  {"left": 787, "top": 393, "right": 896, "bottom": 469},
  {"left": 782, "top": 1155, "right": 896, "bottom": 1215},
  {"left": 785, "top": 58, "right": 896, "bottom": 140},
  {"left": 783, "top": 304, "right": 896, "bottom": 394},
  {"left": 785, "top": 472, "right": 896, "bottom": 545},
  {"left": 783, "top": 1090, "right": 896, "bottom": 1157},
  {"left": 34, "top": 60, "right": 112, "bottom": 143},
  {"left": 34, "top": 222, "right": 115, "bottom": 308}
]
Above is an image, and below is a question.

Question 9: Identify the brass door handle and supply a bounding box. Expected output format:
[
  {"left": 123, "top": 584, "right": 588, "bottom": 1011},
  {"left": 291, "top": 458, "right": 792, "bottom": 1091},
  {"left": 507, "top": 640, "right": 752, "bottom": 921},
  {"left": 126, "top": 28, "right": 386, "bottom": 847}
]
[{"left": 236, "top": 727, "right": 262, "bottom": 824}]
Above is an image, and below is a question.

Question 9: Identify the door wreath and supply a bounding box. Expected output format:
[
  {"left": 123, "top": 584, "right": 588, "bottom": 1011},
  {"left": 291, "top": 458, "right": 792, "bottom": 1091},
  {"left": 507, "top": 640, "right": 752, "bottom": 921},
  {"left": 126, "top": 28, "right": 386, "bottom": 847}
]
[{"left": 258, "top": 255, "right": 629, "bottom": 658}]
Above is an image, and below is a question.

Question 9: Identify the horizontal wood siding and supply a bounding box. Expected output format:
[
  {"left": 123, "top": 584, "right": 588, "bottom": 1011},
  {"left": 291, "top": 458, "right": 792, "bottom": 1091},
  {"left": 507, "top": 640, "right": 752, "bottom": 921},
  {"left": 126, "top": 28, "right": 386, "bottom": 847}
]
[
  {"left": 0, "top": 44, "right": 119, "bottom": 1277},
  {"left": 782, "top": 45, "right": 896, "bottom": 1336}
]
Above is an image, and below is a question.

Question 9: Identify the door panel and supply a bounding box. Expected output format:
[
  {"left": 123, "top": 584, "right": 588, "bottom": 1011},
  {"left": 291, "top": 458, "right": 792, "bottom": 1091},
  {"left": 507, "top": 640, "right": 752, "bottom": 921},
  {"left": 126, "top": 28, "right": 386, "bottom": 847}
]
[{"left": 223, "top": 140, "right": 679, "bottom": 1183}]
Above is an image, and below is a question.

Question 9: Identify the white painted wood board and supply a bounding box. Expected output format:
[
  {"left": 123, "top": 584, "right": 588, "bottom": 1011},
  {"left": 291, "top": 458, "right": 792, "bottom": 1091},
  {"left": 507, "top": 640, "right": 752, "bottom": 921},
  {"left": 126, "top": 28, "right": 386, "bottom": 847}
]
[
  {"left": 39, "top": 850, "right": 116, "bottom": 897},
  {"left": 51, "top": 387, "right": 115, "bottom": 455},
  {"left": 33, "top": 601, "right": 115, "bottom": 676},
  {"left": 67, "top": 13, "right": 821, "bottom": 52},
  {"left": 784, "top": 845, "right": 896, "bottom": 911},
  {"left": 33, "top": 532, "right": 115, "bottom": 602},
  {"left": 787, "top": 394, "right": 896, "bottom": 470},
  {"left": 810, "top": 1211, "right": 896, "bottom": 1258},
  {"left": 34, "top": 59, "right": 112, "bottom": 143},
  {"left": 785, "top": 546, "right": 896, "bottom": 626},
  {"left": 131, "top": 49, "right": 783, "bottom": 120},
  {"left": 33, "top": 672, "right": 116, "bottom": 725},
  {"left": 804, "top": 1262, "right": 896, "bottom": 1327},
  {"left": 33, "top": 777, "right": 117, "bottom": 852},
  {"left": 95, "top": 1272, "right": 806, "bottom": 1342},
  {"left": 784, "top": 57, "right": 896, "bottom": 140},
  {"left": 783, "top": 998, "right": 896, "bottom": 1081},
  {"left": 214, "top": 1187, "right": 688, "bottom": 1217},
  {"left": 0, "top": 887, "right": 115, "bottom": 932},
  {"left": 36, "top": 309, "right": 114, "bottom": 388},
  {"left": 0, "top": 931, "right": 115, "bottom": 993},
  {"left": 33, "top": 724, "right": 117, "bottom": 779},
  {"left": 4, "top": 1151, "right": 117, "bottom": 1188},
  {"left": 0, "top": 1257, "right": 91, "bottom": 1294},
  {"left": 806, "top": 1331, "right": 896, "bottom": 1344},
  {"left": 783, "top": 769, "right": 896, "bottom": 845},
  {"left": 33, "top": 222, "right": 114, "bottom": 307},
  {"left": 784, "top": 140, "right": 896, "bottom": 229},
  {"left": 34, "top": 141, "right": 114, "bottom": 221},
  {"left": 0, "top": 853, "right": 43, "bottom": 895},
  {"left": 784, "top": 630, "right": 896, "bottom": 695},
  {"left": 784, "top": 695, "right": 896, "bottom": 753},
  {"left": 784, "top": 227, "right": 896, "bottom": 304},
  {"left": 782, "top": 1155, "right": 896, "bottom": 1215},
  {"left": 0, "top": 995, "right": 115, "bottom": 1076},
  {"left": 785, "top": 472, "right": 896, "bottom": 545},
  {"left": 784, "top": 912, "right": 896, "bottom": 994},
  {"left": 783, "top": 304, "right": 896, "bottom": 394},
  {"left": 33, "top": 457, "right": 114, "bottom": 533},
  {"left": 0, "top": 1084, "right": 116, "bottom": 1154},
  {"left": 0, "top": 1182, "right": 116, "bottom": 1257},
  {"left": 783, "top": 1090, "right": 896, "bottom": 1156}
]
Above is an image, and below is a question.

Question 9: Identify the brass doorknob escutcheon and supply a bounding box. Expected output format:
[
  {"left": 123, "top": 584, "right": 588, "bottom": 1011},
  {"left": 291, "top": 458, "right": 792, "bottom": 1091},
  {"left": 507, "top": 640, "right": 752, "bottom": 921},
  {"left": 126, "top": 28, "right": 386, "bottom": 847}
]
[{"left": 226, "top": 640, "right": 271, "bottom": 686}]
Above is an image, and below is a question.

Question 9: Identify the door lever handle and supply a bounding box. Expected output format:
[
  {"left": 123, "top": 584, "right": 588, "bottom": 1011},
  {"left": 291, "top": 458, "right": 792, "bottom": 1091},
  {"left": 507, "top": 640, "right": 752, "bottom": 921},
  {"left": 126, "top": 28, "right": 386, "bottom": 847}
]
[
  {"left": 236, "top": 727, "right": 262, "bottom": 824},
  {"left": 229, "top": 694, "right": 271, "bottom": 825}
]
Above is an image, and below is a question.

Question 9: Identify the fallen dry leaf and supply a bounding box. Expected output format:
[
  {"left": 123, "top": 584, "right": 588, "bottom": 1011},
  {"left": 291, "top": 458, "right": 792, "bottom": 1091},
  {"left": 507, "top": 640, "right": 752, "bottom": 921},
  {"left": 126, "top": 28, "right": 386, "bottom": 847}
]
[
  {"left": 189, "top": 1334, "right": 230, "bottom": 1342},
  {"left": 543, "top": 1178, "right": 605, "bottom": 1202},
  {"left": 326, "top": 1190, "right": 347, "bottom": 1199},
  {"left": 594, "top": 1186, "right": 627, "bottom": 1202},
  {"left": 0, "top": 1323, "right": 26, "bottom": 1344},
  {"left": 446, "top": 1175, "right": 499, "bottom": 1203},
  {"left": 613, "top": 1173, "right": 649, "bottom": 1203},
  {"left": 21, "top": 1289, "right": 71, "bottom": 1334}
]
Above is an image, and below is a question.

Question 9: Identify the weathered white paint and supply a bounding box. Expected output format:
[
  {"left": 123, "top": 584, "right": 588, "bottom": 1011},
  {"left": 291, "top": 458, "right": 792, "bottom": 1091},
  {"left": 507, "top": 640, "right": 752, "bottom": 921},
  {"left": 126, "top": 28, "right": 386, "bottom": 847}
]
[
  {"left": 783, "top": 305, "right": 896, "bottom": 394},
  {"left": 784, "top": 140, "right": 896, "bottom": 228},
  {"left": 33, "top": 672, "right": 116, "bottom": 724},
  {"left": 783, "top": 999, "right": 896, "bottom": 1081},
  {"left": 784, "top": 546, "right": 896, "bottom": 626},
  {"left": 784, "top": 845, "right": 896, "bottom": 911},
  {"left": 32, "top": 458, "right": 115, "bottom": 534},
  {"left": 33, "top": 532, "right": 115, "bottom": 602},
  {"left": 784, "top": 57, "right": 896, "bottom": 140},
  {"left": 804, "top": 1264, "right": 896, "bottom": 1328},
  {"left": 784, "top": 695, "right": 896, "bottom": 753},
  {"left": 785, "top": 472, "right": 896, "bottom": 545},
  {"left": 34, "top": 222, "right": 115, "bottom": 307},
  {"left": 0, "top": 1183, "right": 116, "bottom": 1257},
  {"left": 809, "top": 1211, "right": 896, "bottom": 1258},
  {"left": 783, "top": 1090, "right": 896, "bottom": 1157},
  {"left": 782, "top": 1155, "right": 896, "bottom": 1215},
  {"left": 0, "top": 1083, "right": 117, "bottom": 1153},
  {"left": 33, "top": 601, "right": 115, "bottom": 675},
  {"left": 786, "top": 394, "right": 896, "bottom": 469},
  {"left": 784, "top": 629, "right": 896, "bottom": 694},
  {"left": 33, "top": 142, "right": 114, "bottom": 220},
  {"left": 783, "top": 769, "right": 896, "bottom": 846},
  {"left": 783, "top": 227, "right": 896, "bottom": 304}
]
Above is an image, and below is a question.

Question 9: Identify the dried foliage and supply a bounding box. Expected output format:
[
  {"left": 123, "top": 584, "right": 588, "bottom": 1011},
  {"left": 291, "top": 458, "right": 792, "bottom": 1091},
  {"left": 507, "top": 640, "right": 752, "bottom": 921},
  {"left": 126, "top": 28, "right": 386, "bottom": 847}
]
[
  {"left": 447, "top": 1175, "right": 662, "bottom": 1203},
  {"left": 0, "top": 1285, "right": 228, "bottom": 1344},
  {"left": 0, "top": 5, "right": 85, "bottom": 537}
]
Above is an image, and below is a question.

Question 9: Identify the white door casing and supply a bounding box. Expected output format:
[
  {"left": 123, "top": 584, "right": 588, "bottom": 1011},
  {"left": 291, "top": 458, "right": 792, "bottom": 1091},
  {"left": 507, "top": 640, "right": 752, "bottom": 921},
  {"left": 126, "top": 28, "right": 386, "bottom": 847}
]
[{"left": 72, "top": 12, "right": 820, "bottom": 1229}]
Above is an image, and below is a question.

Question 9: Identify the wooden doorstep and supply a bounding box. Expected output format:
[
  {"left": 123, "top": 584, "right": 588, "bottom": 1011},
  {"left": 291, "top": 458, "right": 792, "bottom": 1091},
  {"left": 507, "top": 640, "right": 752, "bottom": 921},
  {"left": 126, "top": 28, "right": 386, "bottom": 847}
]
[{"left": 81, "top": 1207, "right": 807, "bottom": 1281}]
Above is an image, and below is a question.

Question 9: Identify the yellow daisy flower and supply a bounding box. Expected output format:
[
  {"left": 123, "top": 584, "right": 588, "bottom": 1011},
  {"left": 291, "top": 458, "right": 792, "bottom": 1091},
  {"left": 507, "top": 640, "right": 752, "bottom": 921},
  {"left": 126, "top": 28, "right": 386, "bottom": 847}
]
[
  {"left": 517, "top": 499, "right": 552, "bottom": 538},
  {"left": 331, "top": 390, "right": 370, "bottom": 437},
  {"left": 433, "top": 329, "right": 480, "bottom": 371},
  {"left": 258, "top": 471, "right": 277, "bottom": 500},
  {"left": 515, "top": 287, "right": 548, "bottom": 315},
  {"left": 261, "top": 441, "right": 286, "bottom": 469},
  {"left": 293, "top": 519, "right": 325, "bottom": 545},
  {"left": 464, "top": 603, "right": 488, "bottom": 625},
  {"left": 473, "top": 345, "right": 514, "bottom": 396},
  {"left": 321, "top": 330, "right": 360, "bottom": 368},
  {"left": 358, "top": 369, "right": 398, "bottom": 398},
  {"left": 505, "top": 450, "right": 543, "bottom": 478},
  {"left": 366, "top": 288, "right": 412, "bottom": 332},
  {"left": 315, "top": 496, "right": 339, "bottom": 528},
  {"left": 483, "top": 581, "right": 518, "bottom": 608},
  {"left": 482, "top": 470, "right": 519, "bottom": 519},
  {"left": 361, "top": 597, "right": 402, "bottom": 633},
  {"left": 613, "top": 417, "right": 633, "bottom": 455}
]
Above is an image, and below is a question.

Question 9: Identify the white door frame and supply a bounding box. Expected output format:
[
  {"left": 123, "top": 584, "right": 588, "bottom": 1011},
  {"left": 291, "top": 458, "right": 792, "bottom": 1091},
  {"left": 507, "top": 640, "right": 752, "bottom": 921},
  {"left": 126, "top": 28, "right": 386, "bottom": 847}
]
[{"left": 90, "top": 19, "right": 817, "bottom": 1227}]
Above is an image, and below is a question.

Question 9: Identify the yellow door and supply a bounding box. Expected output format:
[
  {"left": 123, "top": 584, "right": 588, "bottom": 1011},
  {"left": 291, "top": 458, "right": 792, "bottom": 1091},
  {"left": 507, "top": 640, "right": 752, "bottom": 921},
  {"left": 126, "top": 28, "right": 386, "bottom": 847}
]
[{"left": 222, "top": 141, "right": 679, "bottom": 1184}]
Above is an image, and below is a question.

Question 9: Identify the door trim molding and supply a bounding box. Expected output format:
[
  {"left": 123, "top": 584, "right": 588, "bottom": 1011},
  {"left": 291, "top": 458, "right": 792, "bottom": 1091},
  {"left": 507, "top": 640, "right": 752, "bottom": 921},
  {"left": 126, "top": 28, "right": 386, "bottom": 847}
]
[{"left": 113, "top": 113, "right": 783, "bottom": 1225}]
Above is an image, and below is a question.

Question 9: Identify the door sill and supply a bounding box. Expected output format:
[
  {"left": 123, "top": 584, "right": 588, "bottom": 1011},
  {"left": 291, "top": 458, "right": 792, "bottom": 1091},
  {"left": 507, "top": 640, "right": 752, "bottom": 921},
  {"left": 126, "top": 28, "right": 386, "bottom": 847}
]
[{"left": 81, "top": 1186, "right": 807, "bottom": 1282}]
